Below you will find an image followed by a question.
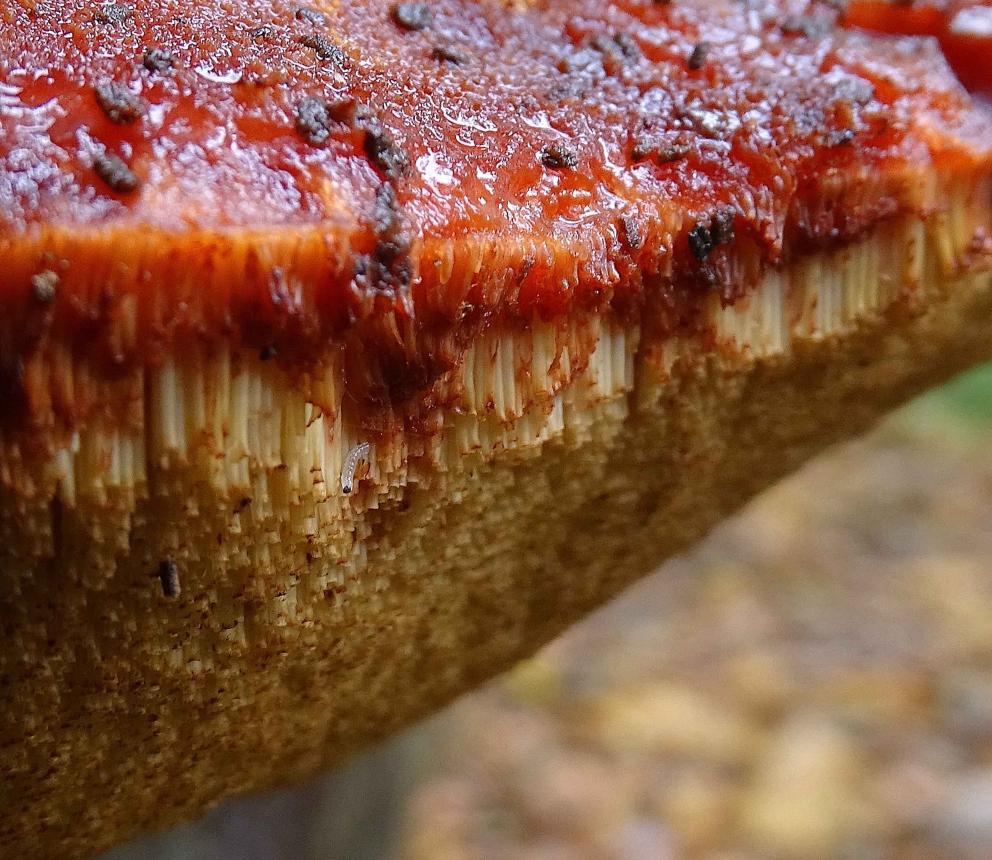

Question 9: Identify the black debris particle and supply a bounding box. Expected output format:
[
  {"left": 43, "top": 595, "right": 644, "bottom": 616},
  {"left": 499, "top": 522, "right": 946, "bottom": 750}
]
[
  {"left": 355, "top": 183, "right": 413, "bottom": 297},
  {"left": 373, "top": 185, "right": 400, "bottom": 236},
  {"left": 296, "top": 96, "right": 334, "bottom": 144},
  {"left": 391, "top": 2, "right": 432, "bottom": 31},
  {"left": 30, "top": 271, "right": 59, "bottom": 304},
  {"left": 94, "top": 81, "right": 145, "bottom": 124},
  {"left": 295, "top": 95, "right": 408, "bottom": 177},
  {"left": 142, "top": 48, "right": 174, "bottom": 73},
  {"left": 294, "top": 6, "right": 326, "bottom": 24},
  {"left": 688, "top": 223, "right": 714, "bottom": 261},
  {"left": 250, "top": 25, "right": 275, "bottom": 40},
  {"left": 259, "top": 345, "right": 277, "bottom": 361},
  {"left": 618, "top": 216, "right": 643, "bottom": 252},
  {"left": 94, "top": 153, "right": 140, "bottom": 193},
  {"left": 688, "top": 208, "right": 736, "bottom": 261},
  {"left": 300, "top": 34, "right": 346, "bottom": 63},
  {"left": 687, "top": 41, "right": 710, "bottom": 71},
  {"left": 157, "top": 559, "right": 180, "bottom": 599},
  {"left": 540, "top": 142, "right": 579, "bottom": 170},
  {"left": 95, "top": 3, "right": 133, "bottom": 25},
  {"left": 371, "top": 183, "right": 408, "bottom": 255},
  {"left": 432, "top": 44, "right": 468, "bottom": 64},
  {"left": 364, "top": 125, "right": 410, "bottom": 178}
]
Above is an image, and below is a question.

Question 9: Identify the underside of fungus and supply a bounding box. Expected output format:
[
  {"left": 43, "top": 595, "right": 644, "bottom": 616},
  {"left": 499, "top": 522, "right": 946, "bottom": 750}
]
[{"left": 2, "top": 188, "right": 991, "bottom": 857}]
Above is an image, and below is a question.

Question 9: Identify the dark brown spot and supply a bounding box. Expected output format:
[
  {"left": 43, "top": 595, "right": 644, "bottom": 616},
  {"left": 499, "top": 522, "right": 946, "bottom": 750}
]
[
  {"left": 300, "top": 34, "right": 346, "bottom": 63},
  {"left": 364, "top": 125, "right": 410, "bottom": 178},
  {"left": 234, "top": 497, "right": 253, "bottom": 514},
  {"left": 688, "top": 209, "right": 736, "bottom": 261},
  {"left": 688, "top": 223, "right": 714, "bottom": 261},
  {"left": 371, "top": 182, "right": 404, "bottom": 240},
  {"left": 94, "top": 81, "right": 145, "bottom": 124},
  {"left": 294, "top": 6, "right": 326, "bottom": 24},
  {"left": 95, "top": 3, "right": 133, "bottom": 25},
  {"left": 259, "top": 345, "right": 277, "bottom": 361},
  {"left": 540, "top": 142, "right": 579, "bottom": 170},
  {"left": 157, "top": 559, "right": 180, "bottom": 599},
  {"left": 30, "top": 271, "right": 58, "bottom": 304},
  {"left": 356, "top": 183, "right": 413, "bottom": 297},
  {"left": 687, "top": 41, "right": 710, "bottom": 71},
  {"left": 93, "top": 153, "right": 140, "bottom": 193},
  {"left": 296, "top": 97, "right": 334, "bottom": 144},
  {"left": 142, "top": 48, "right": 174, "bottom": 73},
  {"left": 391, "top": 2, "right": 432, "bottom": 31},
  {"left": 432, "top": 44, "right": 468, "bottom": 64}
]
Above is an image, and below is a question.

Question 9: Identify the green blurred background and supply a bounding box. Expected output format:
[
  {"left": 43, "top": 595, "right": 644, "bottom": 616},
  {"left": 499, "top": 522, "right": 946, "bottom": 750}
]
[{"left": 105, "top": 362, "right": 992, "bottom": 860}]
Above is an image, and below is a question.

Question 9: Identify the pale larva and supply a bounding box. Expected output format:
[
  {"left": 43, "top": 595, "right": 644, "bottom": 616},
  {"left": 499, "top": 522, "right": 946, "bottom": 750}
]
[{"left": 341, "top": 442, "right": 371, "bottom": 495}]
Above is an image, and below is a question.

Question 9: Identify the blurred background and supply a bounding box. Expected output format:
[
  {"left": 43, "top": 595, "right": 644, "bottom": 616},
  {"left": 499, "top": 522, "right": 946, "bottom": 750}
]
[{"left": 105, "top": 361, "right": 992, "bottom": 860}]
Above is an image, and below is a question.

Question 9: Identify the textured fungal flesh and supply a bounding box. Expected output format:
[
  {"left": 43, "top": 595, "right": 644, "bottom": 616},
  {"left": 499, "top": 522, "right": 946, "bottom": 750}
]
[
  {"left": 2, "top": 0, "right": 992, "bottom": 444},
  {"left": 844, "top": 0, "right": 992, "bottom": 98},
  {"left": 2, "top": 2, "right": 992, "bottom": 858}
]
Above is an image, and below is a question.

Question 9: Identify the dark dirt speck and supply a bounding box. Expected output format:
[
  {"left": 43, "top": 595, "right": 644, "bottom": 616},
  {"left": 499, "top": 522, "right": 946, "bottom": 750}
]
[
  {"left": 93, "top": 153, "right": 140, "bottom": 193},
  {"left": 94, "top": 81, "right": 145, "bottom": 124},
  {"left": 540, "top": 143, "right": 579, "bottom": 170}
]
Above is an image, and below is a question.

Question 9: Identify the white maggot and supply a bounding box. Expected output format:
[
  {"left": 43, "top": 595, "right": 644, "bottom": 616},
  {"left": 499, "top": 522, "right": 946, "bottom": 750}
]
[{"left": 341, "top": 442, "right": 371, "bottom": 495}]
